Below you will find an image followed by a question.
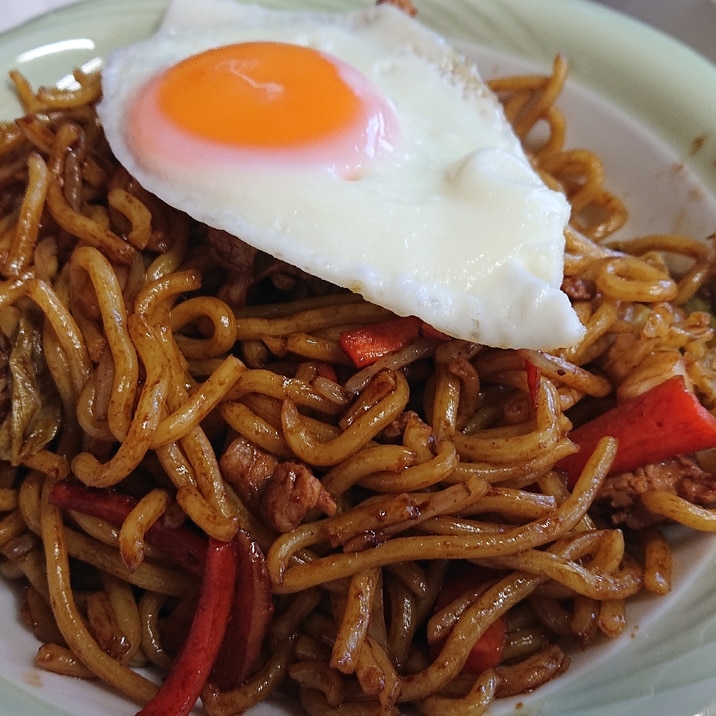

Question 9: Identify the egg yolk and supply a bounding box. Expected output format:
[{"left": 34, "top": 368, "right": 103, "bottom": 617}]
[{"left": 130, "top": 41, "right": 398, "bottom": 175}]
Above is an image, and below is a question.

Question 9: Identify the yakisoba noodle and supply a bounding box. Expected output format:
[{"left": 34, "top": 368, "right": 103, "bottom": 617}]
[{"left": 0, "top": 42, "right": 715, "bottom": 716}]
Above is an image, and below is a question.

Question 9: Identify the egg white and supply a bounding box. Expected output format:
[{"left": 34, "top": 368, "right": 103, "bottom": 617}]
[{"left": 99, "top": 0, "right": 584, "bottom": 349}]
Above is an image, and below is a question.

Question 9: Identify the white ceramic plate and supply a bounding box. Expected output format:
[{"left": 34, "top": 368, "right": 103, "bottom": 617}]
[{"left": 2, "top": 1, "right": 716, "bottom": 714}]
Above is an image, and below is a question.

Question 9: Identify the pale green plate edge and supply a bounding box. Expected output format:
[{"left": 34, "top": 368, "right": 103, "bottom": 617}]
[{"left": 0, "top": 1, "right": 715, "bottom": 715}]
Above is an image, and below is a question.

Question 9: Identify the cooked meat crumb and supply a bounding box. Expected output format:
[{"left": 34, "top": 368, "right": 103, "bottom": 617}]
[
  {"left": 220, "top": 435, "right": 336, "bottom": 532},
  {"left": 596, "top": 455, "right": 716, "bottom": 529}
]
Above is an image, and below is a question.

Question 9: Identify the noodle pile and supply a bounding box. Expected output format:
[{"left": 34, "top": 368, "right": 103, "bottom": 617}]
[{"left": 0, "top": 49, "right": 714, "bottom": 716}]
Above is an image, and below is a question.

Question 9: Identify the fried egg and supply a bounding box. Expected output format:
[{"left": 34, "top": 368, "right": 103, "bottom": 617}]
[{"left": 98, "top": 0, "right": 585, "bottom": 349}]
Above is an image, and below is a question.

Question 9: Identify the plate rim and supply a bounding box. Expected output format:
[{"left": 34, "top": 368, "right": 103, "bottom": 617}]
[
  {"left": 4, "top": 0, "right": 716, "bottom": 195},
  {"left": 0, "top": 1, "right": 715, "bottom": 715}
]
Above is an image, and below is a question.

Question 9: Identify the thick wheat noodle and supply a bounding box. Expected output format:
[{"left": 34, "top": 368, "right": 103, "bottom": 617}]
[
  {"left": 98, "top": 268, "right": 233, "bottom": 524},
  {"left": 35, "top": 643, "right": 96, "bottom": 679},
  {"left": 118, "top": 488, "right": 170, "bottom": 572},
  {"left": 358, "top": 440, "right": 458, "bottom": 492},
  {"left": 320, "top": 444, "right": 415, "bottom": 495},
  {"left": 67, "top": 525, "right": 192, "bottom": 595},
  {"left": 0, "top": 488, "right": 17, "bottom": 512},
  {"left": 268, "top": 438, "right": 616, "bottom": 592},
  {"left": 519, "top": 349, "right": 612, "bottom": 397},
  {"left": 145, "top": 209, "right": 189, "bottom": 282},
  {"left": 640, "top": 527, "right": 672, "bottom": 594},
  {"left": 401, "top": 574, "right": 542, "bottom": 701},
  {"left": 25, "top": 276, "right": 91, "bottom": 395},
  {"left": 532, "top": 105, "right": 566, "bottom": 162},
  {"left": 108, "top": 187, "right": 153, "bottom": 250},
  {"left": 500, "top": 54, "right": 568, "bottom": 139},
  {"left": 545, "top": 148, "right": 606, "bottom": 211},
  {"left": 39, "top": 476, "right": 158, "bottom": 705},
  {"left": 76, "top": 360, "right": 115, "bottom": 443},
  {"left": 330, "top": 567, "right": 380, "bottom": 673},
  {"left": 290, "top": 661, "right": 346, "bottom": 707},
  {"left": 150, "top": 355, "right": 246, "bottom": 447},
  {"left": 356, "top": 636, "right": 401, "bottom": 709},
  {"left": 640, "top": 491, "right": 716, "bottom": 531},
  {"left": 47, "top": 178, "right": 134, "bottom": 264},
  {"left": 559, "top": 298, "right": 621, "bottom": 365},
  {"left": 299, "top": 688, "right": 391, "bottom": 716},
  {"left": 446, "top": 438, "right": 577, "bottom": 486},
  {"left": 70, "top": 315, "right": 168, "bottom": 488},
  {"left": 175, "top": 484, "right": 239, "bottom": 542},
  {"left": 502, "top": 625, "right": 549, "bottom": 661},
  {"left": 221, "top": 400, "right": 295, "bottom": 458},
  {"left": 616, "top": 233, "right": 713, "bottom": 305},
  {"left": 36, "top": 70, "right": 101, "bottom": 110},
  {"left": 67, "top": 510, "right": 120, "bottom": 550},
  {"left": 421, "top": 515, "right": 523, "bottom": 537},
  {"left": 3, "top": 151, "right": 49, "bottom": 276},
  {"left": 254, "top": 394, "right": 344, "bottom": 442},
  {"left": 481, "top": 548, "right": 642, "bottom": 600},
  {"left": 201, "top": 636, "right": 297, "bottom": 716},
  {"left": 0, "top": 510, "right": 25, "bottom": 547},
  {"left": 8, "top": 70, "right": 46, "bottom": 114},
  {"left": 587, "top": 528, "right": 625, "bottom": 572},
  {"left": 537, "top": 470, "right": 596, "bottom": 533},
  {"left": 280, "top": 370, "right": 410, "bottom": 466},
  {"left": 384, "top": 575, "right": 418, "bottom": 668},
  {"left": 454, "top": 379, "right": 562, "bottom": 462},
  {"left": 400, "top": 529, "right": 610, "bottom": 703},
  {"left": 494, "top": 643, "right": 568, "bottom": 697},
  {"left": 137, "top": 591, "right": 172, "bottom": 669},
  {"left": 22, "top": 449, "right": 70, "bottom": 480},
  {"left": 232, "top": 291, "right": 362, "bottom": 319},
  {"left": 234, "top": 301, "right": 392, "bottom": 340},
  {"left": 428, "top": 580, "right": 494, "bottom": 643},
  {"left": 270, "top": 589, "right": 323, "bottom": 644},
  {"left": 284, "top": 330, "right": 352, "bottom": 364},
  {"left": 0, "top": 52, "right": 713, "bottom": 716},
  {"left": 464, "top": 487, "right": 557, "bottom": 520},
  {"left": 133, "top": 271, "right": 241, "bottom": 521},
  {"left": 102, "top": 572, "right": 143, "bottom": 665},
  {"left": 13, "top": 549, "right": 50, "bottom": 603},
  {"left": 0, "top": 272, "right": 30, "bottom": 309},
  {"left": 170, "top": 295, "right": 238, "bottom": 358},
  {"left": 416, "top": 668, "right": 499, "bottom": 716},
  {"left": 70, "top": 245, "right": 138, "bottom": 441},
  {"left": 225, "top": 368, "right": 344, "bottom": 415},
  {"left": 430, "top": 358, "right": 461, "bottom": 441},
  {"left": 0, "top": 118, "right": 25, "bottom": 155},
  {"left": 591, "top": 255, "right": 678, "bottom": 302},
  {"left": 597, "top": 598, "right": 627, "bottom": 638},
  {"left": 345, "top": 337, "right": 438, "bottom": 393},
  {"left": 134, "top": 268, "right": 201, "bottom": 324},
  {"left": 177, "top": 425, "right": 237, "bottom": 519},
  {"left": 324, "top": 479, "right": 489, "bottom": 548},
  {"left": 154, "top": 441, "right": 198, "bottom": 493}
]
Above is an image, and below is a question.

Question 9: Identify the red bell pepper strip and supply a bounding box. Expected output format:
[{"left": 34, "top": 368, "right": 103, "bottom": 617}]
[
  {"left": 50, "top": 482, "right": 274, "bottom": 692},
  {"left": 430, "top": 564, "right": 506, "bottom": 674},
  {"left": 314, "top": 361, "right": 339, "bottom": 383},
  {"left": 136, "top": 538, "right": 237, "bottom": 716},
  {"left": 340, "top": 316, "right": 423, "bottom": 368},
  {"left": 420, "top": 323, "right": 451, "bottom": 341},
  {"left": 558, "top": 375, "right": 716, "bottom": 486},
  {"left": 339, "top": 315, "right": 450, "bottom": 368},
  {"left": 49, "top": 481, "right": 206, "bottom": 577},
  {"left": 211, "top": 528, "right": 275, "bottom": 691},
  {"left": 455, "top": 615, "right": 506, "bottom": 674}
]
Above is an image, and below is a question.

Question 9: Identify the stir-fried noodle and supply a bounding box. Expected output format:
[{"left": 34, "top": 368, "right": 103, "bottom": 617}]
[{"left": 0, "top": 51, "right": 715, "bottom": 716}]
